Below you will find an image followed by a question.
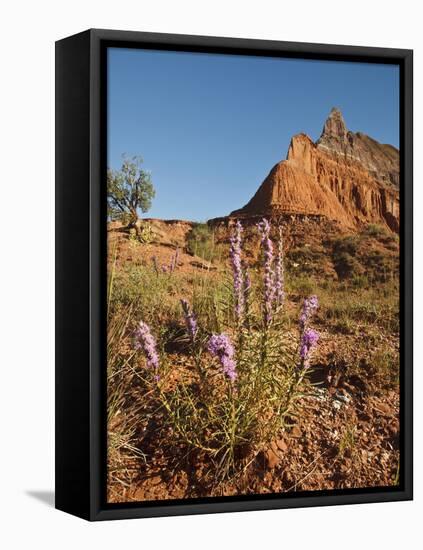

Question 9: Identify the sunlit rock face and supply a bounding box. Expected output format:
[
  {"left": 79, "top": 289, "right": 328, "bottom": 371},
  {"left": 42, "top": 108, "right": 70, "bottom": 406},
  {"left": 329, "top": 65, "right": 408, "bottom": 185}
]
[{"left": 230, "top": 108, "right": 399, "bottom": 232}]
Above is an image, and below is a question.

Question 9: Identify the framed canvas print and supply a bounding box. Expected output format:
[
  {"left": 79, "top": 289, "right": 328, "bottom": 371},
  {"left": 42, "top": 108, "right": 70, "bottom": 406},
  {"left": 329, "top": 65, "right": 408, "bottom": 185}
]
[{"left": 55, "top": 29, "right": 413, "bottom": 521}]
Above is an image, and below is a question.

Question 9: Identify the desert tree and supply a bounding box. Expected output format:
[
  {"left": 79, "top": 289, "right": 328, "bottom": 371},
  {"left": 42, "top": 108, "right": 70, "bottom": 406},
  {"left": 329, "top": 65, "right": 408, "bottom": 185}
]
[{"left": 107, "top": 155, "right": 155, "bottom": 238}]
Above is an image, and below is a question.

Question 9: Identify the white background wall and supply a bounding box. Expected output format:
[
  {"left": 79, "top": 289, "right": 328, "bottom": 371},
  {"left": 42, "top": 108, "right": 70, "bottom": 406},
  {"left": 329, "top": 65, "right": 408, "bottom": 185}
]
[{"left": 0, "top": 1, "right": 420, "bottom": 548}]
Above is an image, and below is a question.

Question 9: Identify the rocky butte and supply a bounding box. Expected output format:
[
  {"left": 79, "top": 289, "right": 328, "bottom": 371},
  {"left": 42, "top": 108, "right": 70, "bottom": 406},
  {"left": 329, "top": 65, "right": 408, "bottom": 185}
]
[{"left": 229, "top": 108, "right": 399, "bottom": 232}]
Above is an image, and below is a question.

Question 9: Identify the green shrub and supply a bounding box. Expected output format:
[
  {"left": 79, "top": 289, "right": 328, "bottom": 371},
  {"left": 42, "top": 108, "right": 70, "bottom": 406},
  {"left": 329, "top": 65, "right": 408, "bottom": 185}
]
[
  {"left": 364, "top": 223, "right": 387, "bottom": 238},
  {"left": 287, "top": 245, "right": 325, "bottom": 275},
  {"left": 350, "top": 274, "right": 370, "bottom": 289},
  {"left": 186, "top": 223, "right": 220, "bottom": 262},
  {"left": 330, "top": 235, "right": 363, "bottom": 279},
  {"left": 109, "top": 264, "right": 181, "bottom": 325},
  {"left": 316, "top": 276, "right": 398, "bottom": 333},
  {"left": 362, "top": 250, "right": 397, "bottom": 283},
  {"left": 288, "top": 276, "right": 315, "bottom": 297},
  {"left": 331, "top": 235, "right": 360, "bottom": 256},
  {"left": 138, "top": 221, "right": 154, "bottom": 243},
  {"left": 372, "top": 348, "right": 400, "bottom": 387},
  {"left": 333, "top": 251, "right": 363, "bottom": 279}
]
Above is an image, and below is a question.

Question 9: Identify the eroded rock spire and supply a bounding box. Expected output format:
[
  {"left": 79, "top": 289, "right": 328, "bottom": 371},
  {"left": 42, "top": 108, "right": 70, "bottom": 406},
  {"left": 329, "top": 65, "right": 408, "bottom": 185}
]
[{"left": 320, "top": 107, "right": 348, "bottom": 141}]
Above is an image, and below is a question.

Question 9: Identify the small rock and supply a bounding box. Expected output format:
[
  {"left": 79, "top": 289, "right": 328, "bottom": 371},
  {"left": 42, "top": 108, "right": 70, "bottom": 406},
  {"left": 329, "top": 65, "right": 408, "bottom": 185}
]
[
  {"left": 149, "top": 475, "right": 162, "bottom": 486},
  {"left": 335, "top": 392, "right": 350, "bottom": 404},
  {"left": 313, "top": 388, "right": 327, "bottom": 402},
  {"left": 270, "top": 440, "right": 279, "bottom": 454},
  {"left": 276, "top": 439, "right": 288, "bottom": 452},
  {"left": 291, "top": 425, "right": 302, "bottom": 438},
  {"left": 265, "top": 449, "right": 281, "bottom": 469}
]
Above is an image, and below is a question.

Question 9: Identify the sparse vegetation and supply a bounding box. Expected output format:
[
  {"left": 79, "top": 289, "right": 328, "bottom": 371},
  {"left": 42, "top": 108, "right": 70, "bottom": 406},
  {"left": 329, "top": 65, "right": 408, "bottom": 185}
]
[
  {"left": 186, "top": 223, "right": 221, "bottom": 262},
  {"left": 328, "top": 229, "right": 398, "bottom": 283},
  {"left": 338, "top": 422, "right": 357, "bottom": 457},
  {"left": 107, "top": 216, "right": 400, "bottom": 501},
  {"left": 287, "top": 244, "right": 326, "bottom": 275},
  {"left": 365, "top": 223, "right": 387, "bottom": 238}
]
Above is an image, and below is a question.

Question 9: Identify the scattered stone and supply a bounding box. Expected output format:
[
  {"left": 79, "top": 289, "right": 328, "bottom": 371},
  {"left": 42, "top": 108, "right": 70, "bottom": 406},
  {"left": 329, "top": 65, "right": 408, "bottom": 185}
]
[
  {"left": 149, "top": 475, "right": 162, "bottom": 486},
  {"left": 313, "top": 388, "right": 328, "bottom": 402},
  {"left": 276, "top": 439, "right": 288, "bottom": 452},
  {"left": 265, "top": 449, "right": 281, "bottom": 469},
  {"left": 291, "top": 425, "right": 302, "bottom": 438}
]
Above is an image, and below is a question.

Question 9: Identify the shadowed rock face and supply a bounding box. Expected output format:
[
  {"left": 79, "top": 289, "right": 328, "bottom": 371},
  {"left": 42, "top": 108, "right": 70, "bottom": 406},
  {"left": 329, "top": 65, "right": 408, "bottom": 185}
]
[
  {"left": 320, "top": 106, "right": 348, "bottom": 141},
  {"left": 230, "top": 108, "right": 399, "bottom": 232},
  {"left": 316, "top": 107, "right": 399, "bottom": 189}
]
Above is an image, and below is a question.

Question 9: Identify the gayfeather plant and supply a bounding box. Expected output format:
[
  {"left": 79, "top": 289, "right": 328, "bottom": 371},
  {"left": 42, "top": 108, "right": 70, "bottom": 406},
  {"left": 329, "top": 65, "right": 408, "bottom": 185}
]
[
  {"left": 180, "top": 299, "right": 198, "bottom": 342},
  {"left": 258, "top": 218, "right": 275, "bottom": 324},
  {"left": 300, "top": 328, "right": 320, "bottom": 366},
  {"left": 299, "top": 295, "right": 319, "bottom": 330},
  {"left": 208, "top": 333, "right": 237, "bottom": 382},
  {"left": 134, "top": 321, "right": 160, "bottom": 375},
  {"left": 298, "top": 295, "right": 319, "bottom": 369},
  {"left": 229, "top": 220, "right": 244, "bottom": 321}
]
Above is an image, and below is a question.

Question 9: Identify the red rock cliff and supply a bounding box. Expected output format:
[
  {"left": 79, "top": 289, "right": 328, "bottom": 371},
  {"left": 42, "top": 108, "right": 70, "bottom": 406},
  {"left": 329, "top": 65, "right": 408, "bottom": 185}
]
[{"left": 230, "top": 109, "right": 399, "bottom": 232}]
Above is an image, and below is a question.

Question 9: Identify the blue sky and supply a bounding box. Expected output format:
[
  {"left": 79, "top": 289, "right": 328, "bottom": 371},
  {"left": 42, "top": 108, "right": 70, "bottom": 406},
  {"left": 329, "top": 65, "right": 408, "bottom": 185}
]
[{"left": 108, "top": 48, "right": 399, "bottom": 221}]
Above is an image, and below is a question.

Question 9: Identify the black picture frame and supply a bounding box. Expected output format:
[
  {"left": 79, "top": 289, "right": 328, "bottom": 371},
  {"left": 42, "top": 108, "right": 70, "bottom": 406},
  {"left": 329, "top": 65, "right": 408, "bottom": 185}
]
[{"left": 55, "top": 28, "right": 413, "bottom": 521}]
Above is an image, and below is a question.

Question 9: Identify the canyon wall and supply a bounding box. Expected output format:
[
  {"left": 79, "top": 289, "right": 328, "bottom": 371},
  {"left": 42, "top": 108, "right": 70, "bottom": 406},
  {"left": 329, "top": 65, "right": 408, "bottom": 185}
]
[{"left": 230, "top": 108, "right": 399, "bottom": 232}]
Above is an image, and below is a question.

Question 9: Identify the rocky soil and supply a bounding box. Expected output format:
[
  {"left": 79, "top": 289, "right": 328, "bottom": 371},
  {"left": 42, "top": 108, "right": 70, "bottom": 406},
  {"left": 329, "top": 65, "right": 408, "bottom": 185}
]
[
  {"left": 108, "top": 363, "right": 399, "bottom": 503},
  {"left": 107, "top": 219, "right": 400, "bottom": 504}
]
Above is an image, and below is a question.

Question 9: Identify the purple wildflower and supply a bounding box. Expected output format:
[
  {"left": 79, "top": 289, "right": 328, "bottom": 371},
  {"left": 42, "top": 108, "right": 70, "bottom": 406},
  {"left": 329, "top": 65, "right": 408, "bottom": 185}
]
[
  {"left": 300, "top": 328, "right": 320, "bottom": 366},
  {"left": 134, "top": 321, "right": 160, "bottom": 373},
  {"left": 298, "top": 295, "right": 319, "bottom": 369},
  {"left": 180, "top": 299, "right": 198, "bottom": 342},
  {"left": 208, "top": 333, "right": 237, "bottom": 382},
  {"left": 299, "top": 295, "right": 319, "bottom": 330},
  {"left": 274, "top": 226, "right": 285, "bottom": 306},
  {"left": 258, "top": 218, "right": 275, "bottom": 324},
  {"left": 161, "top": 264, "right": 169, "bottom": 273},
  {"left": 229, "top": 220, "right": 244, "bottom": 320}
]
